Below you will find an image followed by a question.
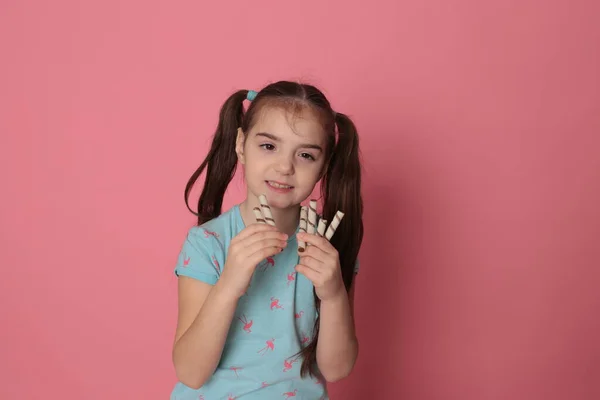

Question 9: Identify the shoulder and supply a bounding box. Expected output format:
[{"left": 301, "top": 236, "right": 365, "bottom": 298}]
[
  {"left": 174, "top": 207, "right": 242, "bottom": 283},
  {"left": 190, "top": 206, "right": 240, "bottom": 242}
]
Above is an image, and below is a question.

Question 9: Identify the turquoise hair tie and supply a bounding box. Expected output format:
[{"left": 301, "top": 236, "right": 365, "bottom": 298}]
[{"left": 247, "top": 90, "right": 258, "bottom": 101}]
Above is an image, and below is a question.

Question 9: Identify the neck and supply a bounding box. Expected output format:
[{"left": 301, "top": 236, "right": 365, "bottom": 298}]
[{"left": 239, "top": 196, "right": 300, "bottom": 236}]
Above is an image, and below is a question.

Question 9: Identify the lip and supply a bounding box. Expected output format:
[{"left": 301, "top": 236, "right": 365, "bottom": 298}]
[
  {"left": 267, "top": 180, "right": 294, "bottom": 187},
  {"left": 266, "top": 180, "right": 294, "bottom": 193}
]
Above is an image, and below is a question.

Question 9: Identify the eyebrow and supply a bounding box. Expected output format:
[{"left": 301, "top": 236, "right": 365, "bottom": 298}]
[{"left": 255, "top": 132, "right": 323, "bottom": 152}]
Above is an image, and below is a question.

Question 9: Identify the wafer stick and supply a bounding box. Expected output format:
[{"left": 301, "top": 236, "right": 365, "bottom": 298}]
[
  {"left": 316, "top": 219, "right": 327, "bottom": 237},
  {"left": 253, "top": 207, "right": 266, "bottom": 224},
  {"left": 298, "top": 206, "right": 308, "bottom": 252},
  {"left": 258, "top": 194, "right": 276, "bottom": 226},
  {"left": 307, "top": 200, "right": 317, "bottom": 235},
  {"left": 324, "top": 211, "right": 344, "bottom": 240}
]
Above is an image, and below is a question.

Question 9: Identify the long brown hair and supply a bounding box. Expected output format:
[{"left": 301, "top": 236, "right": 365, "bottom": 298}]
[{"left": 184, "top": 81, "right": 364, "bottom": 378}]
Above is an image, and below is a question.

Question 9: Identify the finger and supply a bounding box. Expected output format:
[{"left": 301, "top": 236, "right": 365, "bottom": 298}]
[
  {"left": 295, "top": 264, "right": 321, "bottom": 284},
  {"left": 299, "top": 245, "right": 330, "bottom": 264},
  {"left": 243, "top": 238, "right": 287, "bottom": 257},
  {"left": 298, "top": 255, "right": 325, "bottom": 272},
  {"left": 248, "top": 246, "right": 282, "bottom": 267},
  {"left": 233, "top": 223, "right": 280, "bottom": 243},
  {"left": 297, "top": 233, "right": 336, "bottom": 255},
  {"left": 242, "top": 231, "right": 288, "bottom": 249}
]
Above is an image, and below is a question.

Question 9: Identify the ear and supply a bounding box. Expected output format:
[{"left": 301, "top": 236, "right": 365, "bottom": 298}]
[{"left": 236, "top": 127, "right": 246, "bottom": 164}]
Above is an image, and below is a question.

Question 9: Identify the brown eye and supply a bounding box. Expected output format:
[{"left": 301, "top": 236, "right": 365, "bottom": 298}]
[
  {"left": 260, "top": 144, "right": 275, "bottom": 151},
  {"left": 300, "top": 152, "right": 315, "bottom": 161}
]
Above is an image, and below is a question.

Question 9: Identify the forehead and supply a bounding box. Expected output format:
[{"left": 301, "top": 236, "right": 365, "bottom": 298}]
[{"left": 249, "top": 105, "right": 326, "bottom": 144}]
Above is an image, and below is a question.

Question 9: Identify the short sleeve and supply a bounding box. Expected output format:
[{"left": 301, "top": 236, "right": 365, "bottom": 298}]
[{"left": 174, "top": 228, "right": 221, "bottom": 285}]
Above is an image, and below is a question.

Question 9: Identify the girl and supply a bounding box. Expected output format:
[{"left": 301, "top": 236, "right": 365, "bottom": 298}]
[{"left": 170, "top": 81, "right": 363, "bottom": 400}]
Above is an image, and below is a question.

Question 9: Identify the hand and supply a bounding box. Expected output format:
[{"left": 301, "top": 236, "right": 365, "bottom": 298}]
[
  {"left": 218, "top": 223, "right": 288, "bottom": 299},
  {"left": 295, "top": 233, "right": 345, "bottom": 302}
]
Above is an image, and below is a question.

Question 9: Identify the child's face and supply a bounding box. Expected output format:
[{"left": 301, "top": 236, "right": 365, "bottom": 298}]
[{"left": 237, "top": 106, "right": 328, "bottom": 210}]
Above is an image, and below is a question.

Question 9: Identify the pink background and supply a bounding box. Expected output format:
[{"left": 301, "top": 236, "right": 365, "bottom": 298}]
[{"left": 1, "top": 0, "right": 599, "bottom": 399}]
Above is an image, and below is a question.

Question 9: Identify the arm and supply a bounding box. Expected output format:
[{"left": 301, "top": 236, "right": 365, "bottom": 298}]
[
  {"left": 172, "top": 223, "right": 286, "bottom": 389},
  {"left": 172, "top": 277, "right": 238, "bottom": 389},
  {"left": 315, "top": 276, "right": 359, "bottom": 382}
]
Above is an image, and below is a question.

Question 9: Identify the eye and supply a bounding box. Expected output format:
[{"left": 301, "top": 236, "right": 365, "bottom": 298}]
[
  {"left": 299, "top": 152, "right": 316, "bottom": 161},
  {"left": 260, "top": 143, "right": 275, "bottom": 151}
]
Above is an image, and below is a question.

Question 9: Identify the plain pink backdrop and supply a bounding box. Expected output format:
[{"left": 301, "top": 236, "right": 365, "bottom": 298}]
[{"left": 1, "top": 0, "right": 599, "bottom": 399}]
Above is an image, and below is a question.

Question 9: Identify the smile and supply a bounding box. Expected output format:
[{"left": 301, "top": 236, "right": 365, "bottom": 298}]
[{"left": 267, "top": 181, "right": 294, "bottom": 189}]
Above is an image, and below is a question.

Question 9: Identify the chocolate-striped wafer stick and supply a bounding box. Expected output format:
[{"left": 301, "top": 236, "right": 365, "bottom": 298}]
[
  {"left": 258, "top": 194, "right": 276, "bottom": 226},
  {"left": 253, "top": 207, "right": 266, "bottom": 224},
  {"left": 307, "top": 200, "right": 317, "bottom": 235},
  {"left": 324, "top": 211, "right": 344, "bottom": 240},
  {"left": 298, "top": 206, "right": 308, "bottom": 252},
  {"left": 316, "top": 219, "right": 327, "bottom": 237}
]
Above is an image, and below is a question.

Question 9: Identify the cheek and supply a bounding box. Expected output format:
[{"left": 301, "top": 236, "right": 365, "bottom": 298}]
[
  {"left": 298, "top": 162, "right": 324, "bottom": 182},
  {"left": 245, "top": 147, "right": 267, "bottom": 167}
]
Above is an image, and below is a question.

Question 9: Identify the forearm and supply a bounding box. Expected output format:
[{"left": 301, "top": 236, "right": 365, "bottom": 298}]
[
  {"left": 173, "top": 280, "right": 239, "bottom": 389},
  {"left": 316, "top": 290, "right": 358, "bottom": 382}
]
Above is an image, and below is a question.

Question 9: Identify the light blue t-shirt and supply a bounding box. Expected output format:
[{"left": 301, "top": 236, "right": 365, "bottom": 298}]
[{"left": 171, "top": 205, "right": 358, "bottom": 400}]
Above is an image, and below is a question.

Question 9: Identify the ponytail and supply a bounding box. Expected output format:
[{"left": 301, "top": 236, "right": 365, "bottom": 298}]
[
  {"left": 298, "top": 111, "right": 364, "bottom": 378},
  {"left": 184, "top": 90, "right": 249, "bottom": 225},
  {"left": 325, "top": 112, "right": 363, "bottom": 289}
]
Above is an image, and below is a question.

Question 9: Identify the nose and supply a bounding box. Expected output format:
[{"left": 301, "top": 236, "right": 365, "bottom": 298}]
[{"left": 274, "top": 154, "right": 294, "bottom": 175}]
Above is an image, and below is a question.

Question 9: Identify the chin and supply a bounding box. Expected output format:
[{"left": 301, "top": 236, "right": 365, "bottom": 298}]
[
  {"left": 251, "top": 189, "right": 298, "bottom": 209},
  {"left": 262, "top": 195, "right": 299, "bottom": 210},
  {"left": 251, "top": 180, "right": 315, "bottom": 208}
]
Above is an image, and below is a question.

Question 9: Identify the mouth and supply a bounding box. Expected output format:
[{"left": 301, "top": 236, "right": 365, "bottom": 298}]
[{"left": 266, "top": 181, "right": 294, "bottom": 189}]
